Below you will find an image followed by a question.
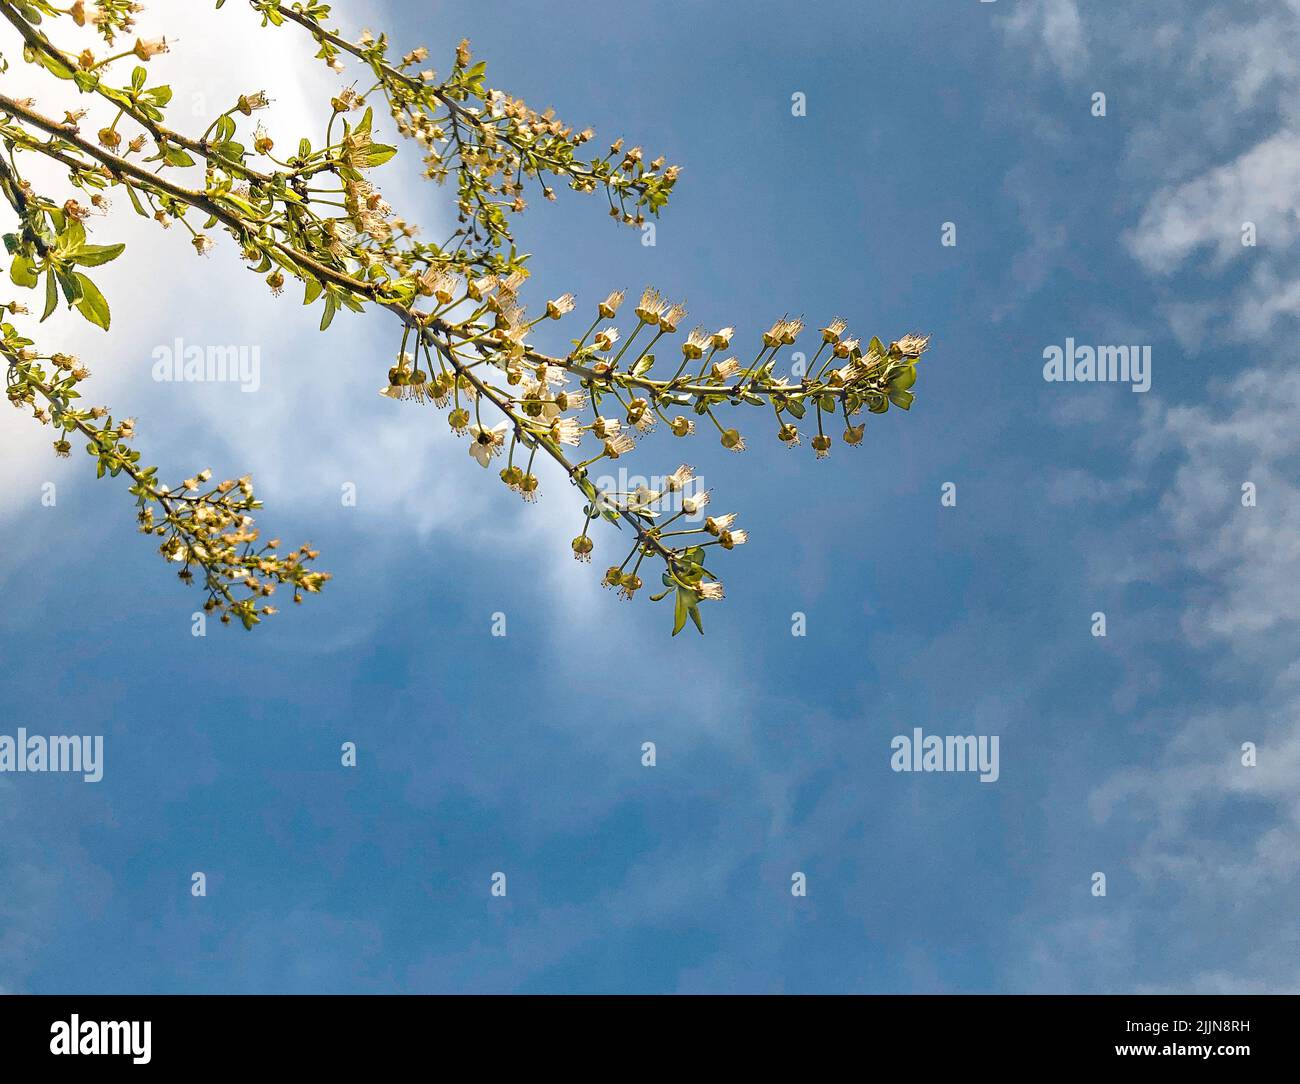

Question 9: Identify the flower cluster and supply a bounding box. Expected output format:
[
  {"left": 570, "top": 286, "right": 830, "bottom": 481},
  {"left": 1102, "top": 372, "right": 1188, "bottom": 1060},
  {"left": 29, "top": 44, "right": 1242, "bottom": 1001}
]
[
  {"left": 0, "top": 0, "right": 929, "bottom": 633},
  {"left": 365, "top": 273, "right": 926, "bottom": 630},
  {"left": 2, "top": 324, "right": 328, "bottom": 627}
]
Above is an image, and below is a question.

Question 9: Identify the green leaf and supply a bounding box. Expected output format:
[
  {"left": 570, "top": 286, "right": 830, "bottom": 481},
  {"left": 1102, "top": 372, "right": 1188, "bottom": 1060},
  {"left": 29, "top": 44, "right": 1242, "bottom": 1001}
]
[
  {"left": 59, "top": 221, "right": 87, "bottom": 251},
  {"left": 886, "top": 364, "right": 916, "bottom": 392},
  {"left": 887, "top": 388, "right": 914, "bottom": 410},
  {"left": 56, "top": 267, "right": 83, "bottom": 305},
  {"left": 41, "top": 271, "right": 58, "bottom": 320},
  {"left": 672, "top": 588, "right": 689, "bottom": 636},
  {"left": 71, "top": 242, "right": 125, "bottom": 267},
  {"left": 26, "top": 44, "right": 75, "bottom": 80},
  {"left": 161, "top": 144, "right": 195, "bottom": 168},
  {"left": 124, "top": 184, "right": 147, "bottom": 217},
  {"left": 73, "top": 273, "right": 110, "bottom": 329},
  {"left": 9, "top": 254, "right": 38, "bottom": 288}
]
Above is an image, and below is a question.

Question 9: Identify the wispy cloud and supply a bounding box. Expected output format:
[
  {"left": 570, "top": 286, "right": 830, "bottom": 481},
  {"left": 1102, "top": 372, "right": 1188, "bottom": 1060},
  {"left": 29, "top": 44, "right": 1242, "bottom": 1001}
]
[
  {"left": 999, "top": 0, "right": 1088, "bottom": 81},
  {"left": 1128, "top": 132, "right": 1300, "bottom": 275}
]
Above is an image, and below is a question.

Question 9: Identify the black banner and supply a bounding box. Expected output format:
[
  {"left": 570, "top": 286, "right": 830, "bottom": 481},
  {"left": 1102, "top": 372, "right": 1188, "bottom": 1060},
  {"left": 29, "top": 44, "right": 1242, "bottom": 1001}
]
[{"left": 0, "top": 994, "right": 1291, "bottom": 1071}]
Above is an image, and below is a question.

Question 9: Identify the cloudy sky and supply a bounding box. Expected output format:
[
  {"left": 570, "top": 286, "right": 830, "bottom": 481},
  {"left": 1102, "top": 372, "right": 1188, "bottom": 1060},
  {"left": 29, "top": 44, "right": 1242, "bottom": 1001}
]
[{"left": 1, "top": 0, "right": 1296, "bottom": 993}]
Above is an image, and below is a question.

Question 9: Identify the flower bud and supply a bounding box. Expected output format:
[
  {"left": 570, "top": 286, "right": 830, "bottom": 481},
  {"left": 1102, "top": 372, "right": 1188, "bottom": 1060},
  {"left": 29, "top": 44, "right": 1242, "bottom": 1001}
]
[
  {"left": 133, "top": 36, "right": 169, "bottom": 61},
  {"left": 598, "top": 290, "right": 624, "bottom": 318}
]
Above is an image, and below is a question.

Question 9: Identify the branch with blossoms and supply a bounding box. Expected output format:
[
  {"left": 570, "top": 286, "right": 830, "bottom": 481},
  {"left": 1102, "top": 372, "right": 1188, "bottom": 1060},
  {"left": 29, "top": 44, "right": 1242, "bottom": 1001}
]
[
  {"left": 0, "top": 0, "right": 930, "bottom": 634},
  {"left": 1, "top": 331, "right": 330, "bottom": 627}
]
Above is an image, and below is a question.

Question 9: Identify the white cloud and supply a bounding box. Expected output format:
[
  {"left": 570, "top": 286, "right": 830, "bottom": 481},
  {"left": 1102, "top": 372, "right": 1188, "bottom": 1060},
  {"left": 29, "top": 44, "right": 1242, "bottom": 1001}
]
[
  {"left": 999, "top": 0, "right": 1087, "bottom": 81},
  {"left": 996, "top": 1, "right": 1300, "bottom": 347},
  {"left": 1013, "top": 366, "right": 1300, "bottom": 992},
  {"left": 1128, "top": 131, "right": 1300, "bottom": 275},
  {"left": 1134, "top": 368, "right": 1300, "bottom": 641}
]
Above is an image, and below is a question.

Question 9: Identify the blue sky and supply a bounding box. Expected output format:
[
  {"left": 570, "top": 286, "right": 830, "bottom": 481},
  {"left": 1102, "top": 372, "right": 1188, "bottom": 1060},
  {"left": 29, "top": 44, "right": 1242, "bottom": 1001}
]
[{"left": 1, "top": 0, "right": 1297, "bottom": 993}]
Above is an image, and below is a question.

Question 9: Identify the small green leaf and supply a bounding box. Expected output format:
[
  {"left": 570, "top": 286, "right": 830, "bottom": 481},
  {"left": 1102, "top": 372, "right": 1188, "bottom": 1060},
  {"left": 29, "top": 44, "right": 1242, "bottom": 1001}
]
[
  {"left": 161, "top": 144, "right": 194, "bottom": 167},
  {"left": 59, "top": 221, "right": 87, "bottom": 251},
  {"left": 56, "top": 267, "right": 83, "bottom": 305},
  {"left": 672, "top": 588, "right": 688, "bottom": 636},
  {"left": 27, "top": 44, "right": 75, "bottom": 80},
  {"left": 71, "top": 242, "right": 125, "bottom": 267},
  {"left": 41, "top": 271, "right": 58, "bottom": 320},
  {"left": 124, "top": 184, "right": 147, "bottom": 217},
  {"left": 9, "top": 254, "right": 38, "bottom": 288},
  {"left": 886, "top": 364, "right": 916, "bottom": 392},
  {"left": 73, "top": 273, "right": 110, "bottom": 329}
]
